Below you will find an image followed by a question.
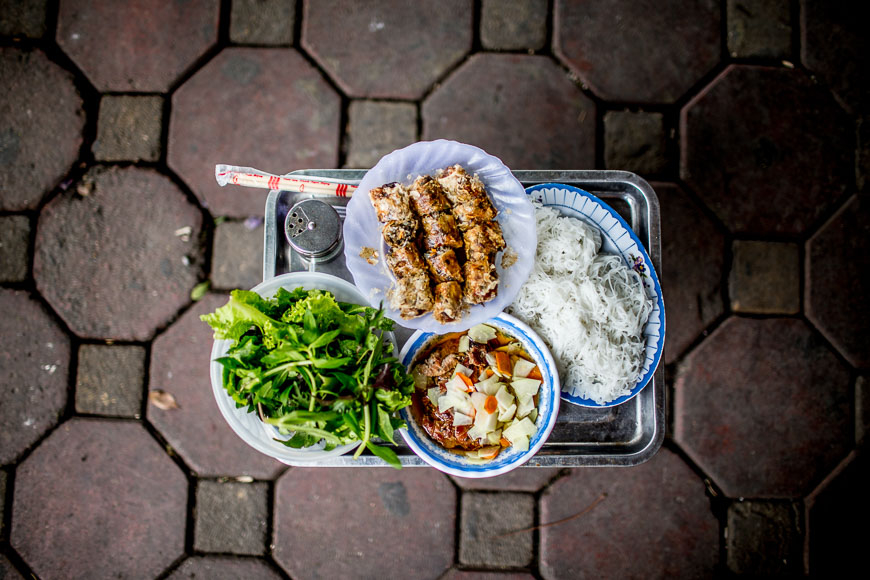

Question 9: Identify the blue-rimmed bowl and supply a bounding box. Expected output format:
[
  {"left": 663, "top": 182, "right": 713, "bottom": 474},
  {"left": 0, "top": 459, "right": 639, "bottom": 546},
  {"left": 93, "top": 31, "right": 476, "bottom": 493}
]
[
  {"left": 398, "top": 312, "right": 560, "bottom": 478},
  {"left": 519, "top": 183, "right": 665, "bottom": 408}
]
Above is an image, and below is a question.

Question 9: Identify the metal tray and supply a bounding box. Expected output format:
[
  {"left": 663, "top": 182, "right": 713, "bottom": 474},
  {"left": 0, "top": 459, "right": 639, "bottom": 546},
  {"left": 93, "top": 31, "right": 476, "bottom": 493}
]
[{"left": 263, "top": 170, "right": 664, "bottom": 467}]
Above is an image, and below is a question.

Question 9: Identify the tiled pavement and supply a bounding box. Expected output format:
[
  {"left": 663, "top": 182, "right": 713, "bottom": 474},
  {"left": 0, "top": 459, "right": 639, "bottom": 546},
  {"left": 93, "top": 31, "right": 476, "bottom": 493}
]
[{"left": 1, "top": 1, "right": 868, "bottom": 578}]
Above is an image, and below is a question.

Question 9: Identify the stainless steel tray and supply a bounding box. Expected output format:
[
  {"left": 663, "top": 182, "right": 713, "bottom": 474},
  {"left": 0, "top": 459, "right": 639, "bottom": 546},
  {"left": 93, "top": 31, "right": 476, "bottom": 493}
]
[{"left": 263, "top": 170, "right": 664, "bottom": 467}]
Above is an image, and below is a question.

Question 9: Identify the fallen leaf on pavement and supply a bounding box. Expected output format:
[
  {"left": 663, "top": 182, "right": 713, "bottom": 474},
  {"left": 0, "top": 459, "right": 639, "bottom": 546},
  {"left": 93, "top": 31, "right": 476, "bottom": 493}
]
[{"left": 149, "top": 390, "right": 180, "bottom": 410}]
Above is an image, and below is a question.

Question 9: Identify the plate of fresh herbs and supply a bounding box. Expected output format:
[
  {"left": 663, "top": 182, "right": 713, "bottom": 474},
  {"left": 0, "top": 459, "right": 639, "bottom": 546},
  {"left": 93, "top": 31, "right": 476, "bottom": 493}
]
[{"left": 202, "top": 272, "right": 413, "bottom": 468}]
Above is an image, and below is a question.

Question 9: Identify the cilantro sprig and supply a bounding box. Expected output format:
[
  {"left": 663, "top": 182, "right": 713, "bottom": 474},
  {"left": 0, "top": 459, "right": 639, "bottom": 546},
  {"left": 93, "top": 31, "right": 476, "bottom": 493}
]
[{"left": 201, "top": 287, "right": 413, "bottom": 468}]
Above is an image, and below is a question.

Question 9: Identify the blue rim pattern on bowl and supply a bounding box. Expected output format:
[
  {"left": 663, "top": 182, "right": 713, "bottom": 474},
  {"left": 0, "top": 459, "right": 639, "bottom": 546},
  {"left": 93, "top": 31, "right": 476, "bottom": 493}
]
[
  {"left": 523, "top": 183, "right": 665, "bottom": 408},
  {"left": 398, "top": 312, "right": 560, "bottom": 478}
]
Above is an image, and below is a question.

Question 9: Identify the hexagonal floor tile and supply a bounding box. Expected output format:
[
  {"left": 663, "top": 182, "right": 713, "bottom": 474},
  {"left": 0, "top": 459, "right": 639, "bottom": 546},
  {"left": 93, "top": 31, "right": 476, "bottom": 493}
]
[
  {"left": 169, "top": 48, "right": 341, "bottom": 217},
  {"left": 0, "top": 48, "right": 84, "bottom": 211},
  {"left": 148, "top": 294, "right": 284, "bottom": 479},
  {"left": 423, "top": 54, "right": 595, "bottom": 169},
  {"left": 801, "top": 0, "right": 869, "bottom": 114},
  {"left": 11, "top": 418, "right": 187, "bottom": 579},
  {"left": 56, "top": 0, "right": 219, "bottom": 92},
  {"left": 554, "top": 0, "right": 721, "bottom": 103},
  {"left": 167, "top": 556, "right": 284, "bottom": 579},
  {"left": 657, "top": 182, "right": 726, "bottom": 364},
  {"left": 675, "top": 317, "right": 852, "bottom": 498},
  {"left": 33, "top": 166, "right": 204, "bottom": 341},
  {"left": 681, "top": 65, "right": 853, "bottom": 236},
  {"left": 274, "top": 468, "right": 455, "bottom": 579},
  {"left": 302, "top": 0, "right": 471, "bottom": 99},
  {"left": 0, "top": 289, "right": 69, "bottom": 465},
  {"left": 540, "top": 447, "right": 719, "bottom": 578},
  {"left": 807, "top": 195, "right": 870, "bottom": 367}
]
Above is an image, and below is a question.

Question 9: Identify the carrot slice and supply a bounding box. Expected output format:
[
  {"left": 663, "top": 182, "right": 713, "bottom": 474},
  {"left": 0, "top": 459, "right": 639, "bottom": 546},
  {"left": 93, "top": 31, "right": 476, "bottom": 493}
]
[
  {"left": 493, "top": 351, "right": 512, "bottom": 376},
  {"left": 457, "top": 372, "right": 474, "bottom": 390},
  {"left": 480, "top": 446, "right": 501, "bottom": 460},
  {"left": 484, "top": 395, "right": 498, "bottom": 414},
  {"left": 527, "top": 365, "right": 542, "bottom": 381},
  {"left": 500, "top": 437, "right": 511, "bottom": 447}
]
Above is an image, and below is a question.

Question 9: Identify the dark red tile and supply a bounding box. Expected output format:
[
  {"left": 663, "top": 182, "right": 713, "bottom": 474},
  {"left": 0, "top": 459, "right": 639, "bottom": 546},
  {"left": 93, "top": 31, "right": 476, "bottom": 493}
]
[
  {"left": 167, "top": 556, "right": 284, "bottom": 579},
  {"left": 725, "top": 500, "right": 803, "bottom": 576},
  {"left": 0, "top": 289, "right": 69, "bottom": 465},
  {"left": 169, "top": 48, "right": 341, "bottom": 217},
  {"left": 33, "top": 166, "right": 205, "bottom": 341},
  {"left": 681, "top": 65, "right": 853, "bottom": 236},
  {"left": 148, "top": 294, "right": 284, "bottom": 479},
  {"left": 11, "top": 418, "right": 187, "bottom": 579},
  {"left": 302, "top": 0, "right": 472, "bottom": 99},
  {"left": 451, "top": 467, "right": 562, "bottom": 492},
  {"left": 729, "top": 240, "right": 800, "bottom": 314},
  {"left": 0, "top": 468, "right": 6, "bottom": 538},
  {"left": 540, "top": 448, "right": 719, "bottom": 578},
  {"left": 674, "top": 317, "right": 851, "bottom": 498},
  {"left": 806, "top": 194, "right": 870, "bottom": 367},
  {"left": 56, "top": 0, "right": 219, "bottom": 92},
  {"left": 726, "top": 0, "right": 792, "bottom": 59},
  {"left": 801, "top": 0, "right": 870, "bottom": 114},
  {"left": 423, "top": 54, "right": 595, "bottom": 169},
  {"left": 274, "top": 468, "right": 455, "bottom": 579},
  {"left": 554, "top": 0, "right": 721, "bottom": 103},
  {"left": 656, "top": 183, "right": 726, "bottom": 364},
  {"left": 0, "top": 48, "right": 84, "bottom": 211},
  {"left": 807, "top": 454, "right": 868, "bottom": 576}
]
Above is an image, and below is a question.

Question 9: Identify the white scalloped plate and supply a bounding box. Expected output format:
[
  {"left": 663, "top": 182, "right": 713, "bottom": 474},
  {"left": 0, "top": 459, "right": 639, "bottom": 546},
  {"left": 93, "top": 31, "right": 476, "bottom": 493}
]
[{"left": 343, "top": 140, "right": 536, "bottom": 333}]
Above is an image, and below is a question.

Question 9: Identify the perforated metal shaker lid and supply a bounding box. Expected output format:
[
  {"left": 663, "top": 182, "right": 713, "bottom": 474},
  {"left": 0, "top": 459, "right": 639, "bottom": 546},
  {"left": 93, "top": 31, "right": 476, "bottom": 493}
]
[{"left": 284, "top": 199, "right": 342, "bottom": 259}]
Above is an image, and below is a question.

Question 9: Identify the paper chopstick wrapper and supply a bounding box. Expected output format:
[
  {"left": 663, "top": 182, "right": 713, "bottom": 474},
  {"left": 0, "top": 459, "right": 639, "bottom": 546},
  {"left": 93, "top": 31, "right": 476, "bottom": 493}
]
[{"left": 215, "top": 164, "right": 357, "bottom": 197}]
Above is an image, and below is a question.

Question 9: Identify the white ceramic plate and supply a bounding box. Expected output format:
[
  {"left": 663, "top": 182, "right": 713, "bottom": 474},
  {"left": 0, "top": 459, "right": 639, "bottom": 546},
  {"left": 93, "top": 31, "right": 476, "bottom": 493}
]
[
  {"left": 343, "top": 140, "right": 536, "bottom": 333},
  {"left": 398, "top": 313, "right": 560, "bottom": 478},
  {"left": 519, "top": 183, "right": 665, "bottom": 408}
]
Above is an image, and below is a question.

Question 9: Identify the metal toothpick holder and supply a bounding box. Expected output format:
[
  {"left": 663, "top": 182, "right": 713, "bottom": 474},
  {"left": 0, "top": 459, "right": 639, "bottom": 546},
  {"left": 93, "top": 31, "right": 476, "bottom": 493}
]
[{"left": 284, "top": 199, "right": 343, "bottom": 265}]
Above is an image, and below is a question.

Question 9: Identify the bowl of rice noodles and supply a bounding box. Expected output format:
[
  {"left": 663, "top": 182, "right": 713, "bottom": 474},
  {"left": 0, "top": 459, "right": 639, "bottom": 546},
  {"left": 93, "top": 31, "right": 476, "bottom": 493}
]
[{"left": 506, "top": 183, "right": 665, "bottom": 407}]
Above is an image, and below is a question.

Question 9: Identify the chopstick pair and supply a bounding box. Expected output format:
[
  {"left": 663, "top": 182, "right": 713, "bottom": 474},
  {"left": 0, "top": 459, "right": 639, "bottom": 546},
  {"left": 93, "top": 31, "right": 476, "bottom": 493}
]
[{"left": 215, "top": 164, "right": 358, "bottom": 197}]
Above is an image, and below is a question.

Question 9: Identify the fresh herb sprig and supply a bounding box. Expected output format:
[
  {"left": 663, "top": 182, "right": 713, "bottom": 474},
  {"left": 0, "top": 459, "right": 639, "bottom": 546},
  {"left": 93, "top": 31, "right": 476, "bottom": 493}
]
[{"left": 201, "top": 287, "right": 413, "bottom": 468}]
